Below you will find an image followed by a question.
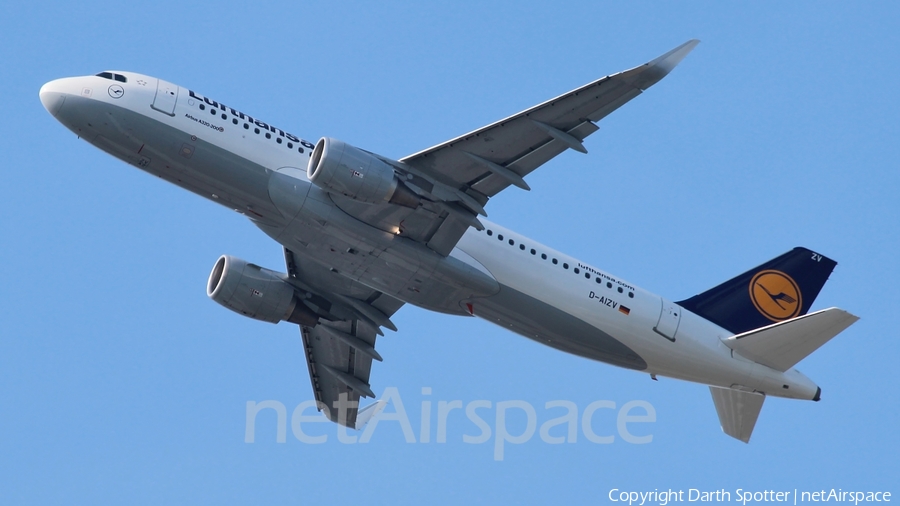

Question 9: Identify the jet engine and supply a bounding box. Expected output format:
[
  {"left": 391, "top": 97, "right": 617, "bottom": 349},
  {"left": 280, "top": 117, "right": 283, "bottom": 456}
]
[
  {"left": 206, "top": 255, "right": 319, "bottom": 326},
  {"left": 307, "top": 137, "right": 419, "bottom": 208}
]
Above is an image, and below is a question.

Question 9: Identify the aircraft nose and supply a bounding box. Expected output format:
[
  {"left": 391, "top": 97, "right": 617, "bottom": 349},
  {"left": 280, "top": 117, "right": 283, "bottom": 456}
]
[{"left": 39, "top": 79, "right": 68, "bottom": 117}]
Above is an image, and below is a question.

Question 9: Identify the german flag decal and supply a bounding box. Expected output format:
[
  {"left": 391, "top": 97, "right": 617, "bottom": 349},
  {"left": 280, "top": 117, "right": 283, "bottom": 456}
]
[{"left": 619, "top": 305, "right": 631, "bottom": 316}]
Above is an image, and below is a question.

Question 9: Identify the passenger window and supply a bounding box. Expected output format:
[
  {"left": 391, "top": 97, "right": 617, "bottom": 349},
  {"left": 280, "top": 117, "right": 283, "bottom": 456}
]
[
  {"left": 265, "top": 133, "right": 272, "bottom": 139},
  {"left": 541, "top": 254, "right": 547, "bottom": 260},
  {"left": 585, "top": 273, "right": 590, "bottom": 279},
  {"left": 221, "top": 113, "right": 227, "bottom": 120},
  {"left": 595, "top": 277, "right": 601, "bottom": 283},
  {"left": 617, "top": 287, "right": 623, "bottom": 293},
  {"left": 563, "top": 263, "right": 569, "bottom": 269},
  {"left": 508, "top": 239, "right": 514, "bottom": 245},
  {"left": 277, "top": 137, "right": 282, "bottom": 144},
  {"left": 254, "top": 128, "right": 260, "bottom": 134},
  {"left": 552, "top": 258, "right": 558, "bottom": 265},
  {"left": 530, "top": 249, "right": 536, "bottom": 255},
  {"left": 607, "top": 282, "right": 613, "bottom": 288},
  {"left": 498, "top": 235, "right": 504, "bottom": 241},
  {"left": 487, "top": 230, "right": 493, "bottom": 236},
  {"left": 628, "top": 292, "right": 634, "bottom": 298},
  {"left": 574, "top": 268, "right": 580, "bottom": 274},
  {"left": 519, "top": 244, "right": 525, "bottom": 250},
  {"left": 232, "top": 118, "right": 238, "bottom": 125}
]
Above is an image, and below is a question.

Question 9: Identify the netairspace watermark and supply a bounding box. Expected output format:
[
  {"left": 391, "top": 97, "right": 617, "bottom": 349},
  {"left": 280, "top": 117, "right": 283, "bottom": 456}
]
[
  {"left": 244, "top": 387, "right": 656, "bottom": 461},
  {"left": 609, "top": 488, "right": 892, "bottom": 506}
]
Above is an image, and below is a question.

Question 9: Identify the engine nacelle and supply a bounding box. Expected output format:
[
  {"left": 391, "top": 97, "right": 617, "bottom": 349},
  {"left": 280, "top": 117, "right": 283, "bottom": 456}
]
[
  {"left": 206, "top": 255, "right": 319, "bottom": 326},
  {"left": 307, "top": 137, "right": 419, "bottom": 208}
]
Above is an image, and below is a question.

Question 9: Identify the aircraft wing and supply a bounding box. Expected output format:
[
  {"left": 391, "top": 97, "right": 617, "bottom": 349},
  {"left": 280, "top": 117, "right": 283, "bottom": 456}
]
[
  {"left": 284, "top": 248, "right": 404, "bottom": 428},
  {"left": 299, "top": 322, "right": 379, "bottom": 428},
  {"left": 328, "top": 41, "right": 697, "bottom": 257},
  {"left": 400, "top": 40, "right": 699, "bottom": 199}
]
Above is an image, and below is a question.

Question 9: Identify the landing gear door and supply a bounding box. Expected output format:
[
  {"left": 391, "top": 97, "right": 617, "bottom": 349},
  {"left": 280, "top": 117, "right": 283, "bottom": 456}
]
[
  {"left": 151, "top": 78, "right": 178, "bottom": 116},
  {"left": 654, "top": 298, "right": 681, "bottom": 342}
]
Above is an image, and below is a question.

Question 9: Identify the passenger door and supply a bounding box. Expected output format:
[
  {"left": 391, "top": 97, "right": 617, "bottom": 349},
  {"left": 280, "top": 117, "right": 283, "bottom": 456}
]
[
  {"left": 654, "top": 298, "right": 681, "bottom": 341},
  {"left": 151, "top": 78, "right": 178, "bottom": 116}
]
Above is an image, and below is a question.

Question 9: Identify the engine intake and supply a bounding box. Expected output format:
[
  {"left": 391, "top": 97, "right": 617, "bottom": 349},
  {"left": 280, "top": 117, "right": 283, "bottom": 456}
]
[
  {"left": 307, "top": 137, "right": 419, "bottom": 208},
  {"left": 207, "top": 255, "right": 319, "bottom": 326}
]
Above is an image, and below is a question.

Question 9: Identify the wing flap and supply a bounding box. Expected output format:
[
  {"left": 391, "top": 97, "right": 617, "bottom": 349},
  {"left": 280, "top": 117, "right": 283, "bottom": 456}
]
[
  {"left": 723, "top": 308, "right": 858, "bottom": 372},
  {"left": 426, "top": 213, "right": 471, "bottom": 256},
  {"left": 710, "top": 386, "right": 765, "bottom": 443}
]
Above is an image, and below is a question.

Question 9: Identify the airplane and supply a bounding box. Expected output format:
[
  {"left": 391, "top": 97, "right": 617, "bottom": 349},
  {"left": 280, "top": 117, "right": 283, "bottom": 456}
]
[{"left": 39, "top": 40, "right": 858, "bottom": 443}]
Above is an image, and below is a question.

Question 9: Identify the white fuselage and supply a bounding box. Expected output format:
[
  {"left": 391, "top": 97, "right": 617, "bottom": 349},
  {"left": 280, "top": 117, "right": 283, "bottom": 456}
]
[{"left": 39, "top": 72, "right": 820, "bottom": 402}]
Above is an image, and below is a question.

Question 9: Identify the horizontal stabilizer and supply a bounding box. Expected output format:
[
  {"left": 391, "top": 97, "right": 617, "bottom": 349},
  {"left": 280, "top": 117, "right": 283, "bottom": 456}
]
[
  {"left": 710, "top": 387, "right": 765, "bottom": 443},
  {"left": 724, "top": 308, "right": 858, "bottom": 372}
]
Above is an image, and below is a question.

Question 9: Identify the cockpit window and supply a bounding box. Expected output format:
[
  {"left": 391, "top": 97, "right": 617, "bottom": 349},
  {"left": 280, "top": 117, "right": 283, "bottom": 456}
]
[{"left": 95, "top": 72, "right": 127, "bottom": 83}]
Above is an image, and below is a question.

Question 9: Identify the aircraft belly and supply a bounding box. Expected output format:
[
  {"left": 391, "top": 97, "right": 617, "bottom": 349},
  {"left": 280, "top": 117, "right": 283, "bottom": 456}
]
[
  {"left": 263, "top": 175, "right": 500, "bottom": 314},
  {"left": 268, "top": 224, "right": 498, "bottom": 315},
  {"left": 125, "top": 111, "right": 279, "bottom": 219},
  {"left": 266, "top": 222, "right": 497, "bottom": 316},
  {"left": 473, "top": 284, "right": 647, "bottom": 370}
]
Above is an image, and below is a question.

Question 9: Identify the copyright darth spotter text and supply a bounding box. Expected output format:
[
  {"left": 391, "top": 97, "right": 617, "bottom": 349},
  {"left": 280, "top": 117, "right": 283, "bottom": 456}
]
[{"left": 608, "top": 488, "right": 891, "bottom": 506}]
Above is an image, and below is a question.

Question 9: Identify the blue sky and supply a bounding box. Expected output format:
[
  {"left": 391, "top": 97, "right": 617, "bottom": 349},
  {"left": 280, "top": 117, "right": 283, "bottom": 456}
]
[{"left": 2, "top": 1, "right": 897, "bottom": 503}]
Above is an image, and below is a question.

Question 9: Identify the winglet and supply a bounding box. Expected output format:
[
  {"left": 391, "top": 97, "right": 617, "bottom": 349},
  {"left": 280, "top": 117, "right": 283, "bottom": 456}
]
[
  {"left": 629, "top": 39, "right": 700, "bottom": 91},
  {"left": 649, "top": 39, "right": 700, "bottom": 75},
  {"left": 354, "top": 399, "right": 388, "bottom": 430}
]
